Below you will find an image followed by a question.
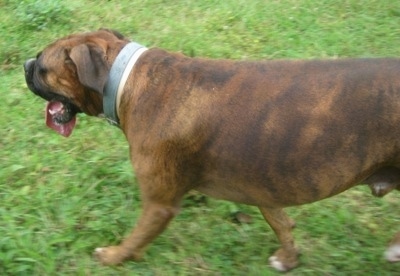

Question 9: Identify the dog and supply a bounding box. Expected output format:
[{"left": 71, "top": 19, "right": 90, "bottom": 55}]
[{"left": 24, "top": 29, "right": 400, "bottom": 271}]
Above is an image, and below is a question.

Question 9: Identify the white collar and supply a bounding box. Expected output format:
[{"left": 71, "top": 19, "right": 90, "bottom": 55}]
[{"left": 103, "top": 42, "right": 148, "bottom": 126}]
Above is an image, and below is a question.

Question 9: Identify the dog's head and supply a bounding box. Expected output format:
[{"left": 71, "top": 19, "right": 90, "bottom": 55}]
[{"left": 24, "top": 29, "right": 129, "bottom": 136}]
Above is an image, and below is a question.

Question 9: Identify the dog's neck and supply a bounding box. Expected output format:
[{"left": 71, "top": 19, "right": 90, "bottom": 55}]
[{"left": 103, "top": 42, "right": 148, "bottom": 126}]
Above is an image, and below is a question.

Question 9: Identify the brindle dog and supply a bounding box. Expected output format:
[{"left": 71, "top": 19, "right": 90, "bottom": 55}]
[{"left": 24, "top": 29, "right": 400, "bottom": 271}]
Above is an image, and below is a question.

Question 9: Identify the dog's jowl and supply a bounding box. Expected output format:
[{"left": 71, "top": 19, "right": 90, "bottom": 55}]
[{"left": 24, "top": 29, "right": 400, "bottom": 271}]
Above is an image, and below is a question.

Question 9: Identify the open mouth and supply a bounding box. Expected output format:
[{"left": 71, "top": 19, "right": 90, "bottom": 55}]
[
  {"left": 24, "top": 59, "right": 81, "bottom": 137},
  {"left": 24, "top": 59, "right": 82, "bottom": 137},
  {"left": 46, "top": 101, "right": 77, "bottom": 137}
]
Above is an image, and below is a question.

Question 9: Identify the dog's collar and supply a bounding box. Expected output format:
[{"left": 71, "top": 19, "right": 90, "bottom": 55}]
[{"left": 103, "top": 42, "right": 148, "bottom": 126}]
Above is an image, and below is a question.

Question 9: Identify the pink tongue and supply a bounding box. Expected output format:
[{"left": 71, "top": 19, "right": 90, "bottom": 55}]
[{"left": 45, "top": 102, "right": 76, "bottom": 137}]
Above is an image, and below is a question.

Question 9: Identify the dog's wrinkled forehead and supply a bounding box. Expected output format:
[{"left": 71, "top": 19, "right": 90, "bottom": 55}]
[
  {"left": 36, "top": 46, "right": 67, "bottom": 72},
  {"left": 37, "top": 29, "right": 127, "bottom": 68},
  {"left": 39, "top": 35, "right": 82, "bottom": 61}
]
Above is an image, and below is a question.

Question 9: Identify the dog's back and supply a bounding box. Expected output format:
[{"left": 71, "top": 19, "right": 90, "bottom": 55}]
[{"left": 126, "top": 52, "right": 400, "bottom": 207}]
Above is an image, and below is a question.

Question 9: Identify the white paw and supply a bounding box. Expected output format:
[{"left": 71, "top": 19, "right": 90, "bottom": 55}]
[
  {"left": 95, "top": 247, "right": 105, "bottom": 254},
  {"left": 269, "top": 256, "right": 287, "bottom": 272},
  {"left": 385, "top": 244, "right": 400, "bottom": 262}
]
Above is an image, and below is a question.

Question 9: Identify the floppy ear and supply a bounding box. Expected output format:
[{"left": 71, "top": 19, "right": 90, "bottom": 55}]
[{"left": 69, "top": 44, "right": 108, "bottom": 93}]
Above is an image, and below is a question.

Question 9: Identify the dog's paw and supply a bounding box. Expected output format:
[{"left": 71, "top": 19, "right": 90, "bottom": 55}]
[
  {"left": 94, "top": 246, "right": 126, "bottom": 266},
  {"left": 268, "top": 248, "right": 299, "bottom": 272},
  {"left": 385, "top": 244, "right": 400, "bottom": 262},
  {"left": 269, "top": 256, "right": 288, "bottom": 272}
]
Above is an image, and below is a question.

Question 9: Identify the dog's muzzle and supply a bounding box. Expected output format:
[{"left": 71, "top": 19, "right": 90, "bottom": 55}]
[
  {"left": 24, "top": 58, "right": 37, "bottom": 92},
  {"left": 24, "top": 58, "right": 36, "bottom": 73}
]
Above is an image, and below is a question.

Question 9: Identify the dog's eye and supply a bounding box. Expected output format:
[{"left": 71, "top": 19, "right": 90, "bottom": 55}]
[{"left": 38, "top": 67, "right": 48, "bottom": 75}]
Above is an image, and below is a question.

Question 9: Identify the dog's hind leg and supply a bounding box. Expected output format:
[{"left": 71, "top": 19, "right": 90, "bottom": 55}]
[{"left": 259, "top": 207, "right": 299, "bottom": 272}]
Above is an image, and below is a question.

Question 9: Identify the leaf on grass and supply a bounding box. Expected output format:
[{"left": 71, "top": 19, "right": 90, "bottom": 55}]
[
  {"left": 20, "top": 186, "right": 31, "bottom": 196},
  {"left": 15, "top": 257, "right": 37, "bottom": 263},
  {"left": 10, "top": 164, "right": 25, "bottom": 172}
]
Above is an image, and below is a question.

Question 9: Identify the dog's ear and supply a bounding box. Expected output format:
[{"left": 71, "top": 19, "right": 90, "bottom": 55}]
[{"left": 69, "top": 43, "right": 108, "bottom": 94}]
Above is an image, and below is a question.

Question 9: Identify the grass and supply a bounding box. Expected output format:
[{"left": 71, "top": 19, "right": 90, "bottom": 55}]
[{"left": 1, "top": 0, "right": 400, "bottom": 274}]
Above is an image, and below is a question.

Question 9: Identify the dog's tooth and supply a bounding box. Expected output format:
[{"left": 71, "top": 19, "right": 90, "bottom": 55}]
[{"left": 47, "top": 101, "right": 64, "bottom": 115}]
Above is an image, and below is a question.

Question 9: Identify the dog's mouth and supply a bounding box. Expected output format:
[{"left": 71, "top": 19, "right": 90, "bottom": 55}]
[
  {"left": 24, "top": 58, "right": 80, "bottom": 137},
  {"left": 46, "top": 101, "right": 77, "bottom": 137}
]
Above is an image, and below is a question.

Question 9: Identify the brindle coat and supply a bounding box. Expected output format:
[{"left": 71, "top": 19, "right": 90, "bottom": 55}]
[{"left": 24, "top": 29, "right": 400, "bottom": 271}]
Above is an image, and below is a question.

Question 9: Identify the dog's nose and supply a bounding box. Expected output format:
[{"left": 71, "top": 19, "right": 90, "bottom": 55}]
[{"left": 24, "top": 58, "right": 36, "bottom": 72}]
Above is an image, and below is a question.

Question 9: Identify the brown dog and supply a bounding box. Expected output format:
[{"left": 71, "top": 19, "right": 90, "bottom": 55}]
[{"left": 24, "top": 29, "right": 400, "bottom": 271}]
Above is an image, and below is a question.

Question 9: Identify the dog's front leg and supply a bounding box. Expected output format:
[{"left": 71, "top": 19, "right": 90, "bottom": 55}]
[
  {"left": 259, "top": 207, "right": 299, "bottom": 272},
  {"left": 95, "top": 201, "right": 180, "bottom": 265}
]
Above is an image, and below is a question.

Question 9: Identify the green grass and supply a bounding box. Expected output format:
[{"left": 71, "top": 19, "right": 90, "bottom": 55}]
[{"left": 1, "top": 0, "right": 400, "bottom": 274}]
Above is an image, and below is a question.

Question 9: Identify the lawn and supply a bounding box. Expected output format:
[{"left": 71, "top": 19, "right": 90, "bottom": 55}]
[{"left": 1, "top": 0, "right": 400, "bottom": 275}]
